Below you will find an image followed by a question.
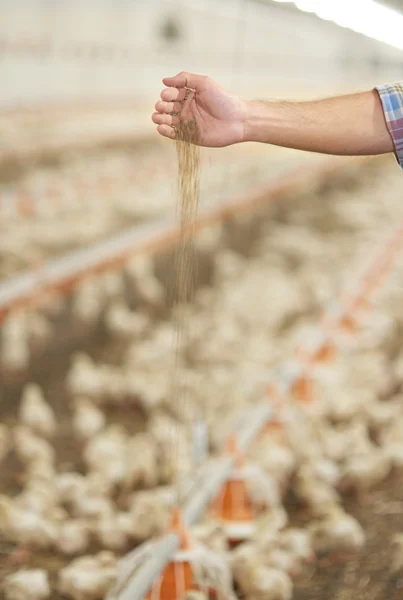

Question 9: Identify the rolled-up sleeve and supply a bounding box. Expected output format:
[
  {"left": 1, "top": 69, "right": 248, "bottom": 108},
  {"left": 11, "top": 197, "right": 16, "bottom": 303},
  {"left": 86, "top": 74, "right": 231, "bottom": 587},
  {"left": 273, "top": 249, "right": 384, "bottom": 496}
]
[{"left": 375, "top": 83, "right": 403, "bottom": 169}]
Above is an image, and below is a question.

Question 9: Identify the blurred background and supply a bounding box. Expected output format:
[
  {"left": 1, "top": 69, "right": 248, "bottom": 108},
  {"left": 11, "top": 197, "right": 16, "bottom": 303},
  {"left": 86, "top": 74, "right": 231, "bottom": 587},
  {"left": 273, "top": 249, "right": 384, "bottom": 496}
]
[{"left": 2, "top": 2, "right": 403, "bottom": 600}]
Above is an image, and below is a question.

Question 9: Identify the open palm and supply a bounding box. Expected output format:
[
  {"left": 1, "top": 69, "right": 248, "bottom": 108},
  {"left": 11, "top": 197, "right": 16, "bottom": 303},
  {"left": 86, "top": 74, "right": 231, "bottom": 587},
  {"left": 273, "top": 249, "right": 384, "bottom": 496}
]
[{"left": 152, "top": 72, "right": 248, "bottom": 148}]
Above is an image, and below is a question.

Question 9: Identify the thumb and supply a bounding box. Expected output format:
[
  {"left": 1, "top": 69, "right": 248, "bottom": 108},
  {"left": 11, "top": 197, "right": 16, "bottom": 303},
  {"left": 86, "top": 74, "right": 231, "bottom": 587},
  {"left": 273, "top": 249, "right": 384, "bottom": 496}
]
[{"left": 163, "top": 71, "right": 207, "bottom": 91}]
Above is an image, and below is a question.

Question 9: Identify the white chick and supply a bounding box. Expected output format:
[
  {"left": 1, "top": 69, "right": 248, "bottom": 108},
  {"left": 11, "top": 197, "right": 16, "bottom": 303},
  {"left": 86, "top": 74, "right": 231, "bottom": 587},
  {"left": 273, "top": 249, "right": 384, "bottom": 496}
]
[
  {"left": 4, "top": 570, "right": 50, "bottom": 600},
  {"left": 279, "top": 528, "right": 315, "bottom": 564},
  {"left": 232, "top": 545, "right": 293, "bottom": 600},
  {"left": 72, "top": 398, "right": 105, "bottom": 442},
  {"left": 105, "top": 301, "right": 149, "bottom": 340},
  {"left": 183, "top": 593, "right": 208, "bottom": 600},
  {"left": 0, "top": 495, "right": 58, "bottom": 549},
  {"left": 15, "top": 479, "right": 58, "bottom": 516},
  {"left": 95, "top": 512, "right": 130, "bottom": 551},
  {"left": 390, "top": 533, "right": 403, "bottom": 573},
  {"left": 309, "top": 509, "right": 365, "bottom": 555},
  {"left": 1, "top": 337, "right": 30, "bottom": 374},
  {"left": 253, "top": 506, "right": 289, "bottom": 542},
  {"left": 192, "top": 521, "right": 229, "bottom": 554},
  {"left": 246, "top": 466, "right": 282, "bottom": 511},
  {"left": 55, "top": 473, "right": 86, "bottom": 505},
  {"left": 129, "top": 491, "right": 170, "bottom": 541},
  {"left": 294, "top": 469, "right": 340, "bottom": 515},
  {"left": 27, "top": 312, "right": 52, "bottom": 349},
  {"left": 384, "top": 442, "right": 403, "bottom": 470},
  {"left": 72, "top": 279, "right": 103, "bottom": 327},
  {"left": 13, "top": 426, "right": 55, "bottom": 466},
  {"left": 66, "top": 353, "right": 103, "bottom": 401},
  {"left": 101, "top": 271, "right": 125, "bottom": 300},
  {"left": 0, "top": 423, "right": 10, "bottom": 464},
  {"left": 249, "top": 438, "right": 296, "bottom": 489},
  {"left": 25, "top": 459, "right": 55, "bottom": 483},
  {"left": 19, "top": 384, "right": 56, "bottom": 438},
  {"left": 364, "top": 399, "right": 402, "bottom": 431},
  {"left": 58, "top": 552, "right": 117, "bottom": 600},
  {"left": 57, "top": 520, "right": 91, "bottom": 556},
  {"left": 341, "top": 449, "right": 391, "bottom": 496},
  {"left": 124, "top": 433, "right": 159, "bottom": 489},
  {"left": 83, "top": 426, "right": 127, "bottom": 487}
]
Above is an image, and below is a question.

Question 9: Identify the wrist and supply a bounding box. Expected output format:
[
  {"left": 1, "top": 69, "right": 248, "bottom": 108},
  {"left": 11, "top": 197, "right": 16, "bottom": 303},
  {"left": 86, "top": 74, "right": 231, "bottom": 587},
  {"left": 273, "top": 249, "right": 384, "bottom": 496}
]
[{"left": 242, "top": 100, "right": 274, "bottom": 143}]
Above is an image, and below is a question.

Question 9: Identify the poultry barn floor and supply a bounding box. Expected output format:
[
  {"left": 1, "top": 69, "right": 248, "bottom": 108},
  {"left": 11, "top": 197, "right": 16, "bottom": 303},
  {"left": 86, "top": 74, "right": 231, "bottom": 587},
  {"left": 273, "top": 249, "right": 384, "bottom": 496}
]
[
  {"left": 287, "top": 476, "right": 403, "bottom": 600},
  {"left": 1, "top": 156, "right": 403, "bottom": 599}
]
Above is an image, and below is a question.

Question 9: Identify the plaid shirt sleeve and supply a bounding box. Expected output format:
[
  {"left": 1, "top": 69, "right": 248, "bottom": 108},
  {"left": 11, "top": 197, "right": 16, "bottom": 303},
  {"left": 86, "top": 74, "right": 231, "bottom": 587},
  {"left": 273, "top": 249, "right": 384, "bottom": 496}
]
[{"left": 375, "top": 82, "right": 403, "bottom": 169}]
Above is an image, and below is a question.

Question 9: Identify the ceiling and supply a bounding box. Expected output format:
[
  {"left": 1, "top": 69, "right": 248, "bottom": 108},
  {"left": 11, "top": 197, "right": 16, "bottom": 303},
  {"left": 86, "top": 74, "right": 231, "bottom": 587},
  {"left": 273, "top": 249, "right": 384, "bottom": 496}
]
[{"left": 379, "top": 0, "right": 403, "bottom": 11}]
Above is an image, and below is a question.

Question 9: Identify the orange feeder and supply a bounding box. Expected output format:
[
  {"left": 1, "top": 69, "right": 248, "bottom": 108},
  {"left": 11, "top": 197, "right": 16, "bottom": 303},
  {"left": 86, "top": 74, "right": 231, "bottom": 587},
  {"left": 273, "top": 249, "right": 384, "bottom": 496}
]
[
  {"left": 339, "top": 313, "right": 356, "bottom": 335},
  {"left": 263, "top": 382, "right": 286, "bottom": 438},
  {"left": 145, "top": 509, "right": 195, "bottom": 600},
  {"left": 291, "top": 373, "right": 314, "bottom": 404},
  {"left": 297, "top": 337, "right": 336, "bottom": 367},
  {"left": 315, "top": 339, "right": 337, "bottom": 363},
  {"left": 144, "top": 507, "right": 233, "bottom": 600},
  {"left": 210, "top": 435, "right": 255, "bottom": 546}
]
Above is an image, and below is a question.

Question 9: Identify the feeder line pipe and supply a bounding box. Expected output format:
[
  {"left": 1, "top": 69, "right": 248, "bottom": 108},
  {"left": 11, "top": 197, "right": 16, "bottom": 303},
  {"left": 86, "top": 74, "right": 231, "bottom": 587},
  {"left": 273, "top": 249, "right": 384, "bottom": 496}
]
[{"left": 113, "top": 403, "right": 272, "bottom": 600}]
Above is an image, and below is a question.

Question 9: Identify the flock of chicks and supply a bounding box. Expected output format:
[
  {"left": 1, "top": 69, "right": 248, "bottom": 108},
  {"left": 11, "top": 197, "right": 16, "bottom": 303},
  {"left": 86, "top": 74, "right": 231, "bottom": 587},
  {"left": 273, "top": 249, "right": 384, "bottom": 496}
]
[
  {"left": 0, "top": 134, "right": 280, "bottom": 279},
  {"left": 1, "top": 157, "right": 403, "bottom": 600}
]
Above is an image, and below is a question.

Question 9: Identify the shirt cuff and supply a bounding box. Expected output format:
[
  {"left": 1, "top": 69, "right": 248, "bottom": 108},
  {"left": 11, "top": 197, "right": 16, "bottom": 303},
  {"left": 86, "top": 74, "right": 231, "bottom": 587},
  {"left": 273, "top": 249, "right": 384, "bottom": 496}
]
[{"left": 375, "top": 83, "right": 403, "bottom": 169}]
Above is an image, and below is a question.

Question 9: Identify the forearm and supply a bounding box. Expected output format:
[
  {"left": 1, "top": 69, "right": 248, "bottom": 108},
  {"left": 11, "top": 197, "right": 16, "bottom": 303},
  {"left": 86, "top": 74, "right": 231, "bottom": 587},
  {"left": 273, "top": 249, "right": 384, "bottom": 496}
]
[{"left": 243, "top": 90, "right": 394, "bottom": 157}]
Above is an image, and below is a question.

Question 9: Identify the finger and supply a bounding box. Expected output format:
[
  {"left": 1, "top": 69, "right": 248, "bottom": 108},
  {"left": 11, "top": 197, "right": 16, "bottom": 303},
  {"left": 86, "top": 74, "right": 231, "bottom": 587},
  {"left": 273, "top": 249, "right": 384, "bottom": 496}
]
[
  {"left": 160, "top": 87, "right": 186, "bottom": 102},
  {"left": 157, "top": 124, "right": 176, "bottom": 140},
  {"left": 181, "top": 90, "right": 195, "bottom": 119},
  {"left": 155, "top": 100, "right": 182, "bottom": 114},
  {"left": 163, "top": 71, "right": 207, "bottom": 91},
  {"left": 152, "top": 112, "right": 180, "bottom": 126}
]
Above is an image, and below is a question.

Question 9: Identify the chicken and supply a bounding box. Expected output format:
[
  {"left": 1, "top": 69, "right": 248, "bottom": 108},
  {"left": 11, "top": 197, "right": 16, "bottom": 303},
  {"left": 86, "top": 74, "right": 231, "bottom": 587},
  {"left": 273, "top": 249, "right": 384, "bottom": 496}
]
[
  {"left": 253, "top": 506, "right": 289, "bottom": 543},
  {"left": 340, "top": 449, "right": 391, "bottom": 497},
  {"left": 95, "top": 512, "right": 130, "bottom": 551},
  {"left": 245, "top": 466, "right": 282, "bottom": 511},
  {"left": 4, "top": 570, "right": 50, "bottom": 600},
  {"left": 57, "top": 520, "right": 91, "bottom": 556},
  {"left": 105, "top": 300, "right": 149, "bottom": 340},
  {"left": 27, "top": 312, "right": 52, "bottom": 350},
  {"left": 183, "top": 593, "right": 208, "bottom": 600},
  {"left": 101, "top": 271, "right": 125, "bottom": 300},
  {"left": 72, "top": 398, "right": 105, "bottom": 442},
  {"left": 72, "top": 278, "right": 103, "bottom": 327},
  {"left": 364, "top": 399, "right": 402, "bottom": 431},
  {"left": 67, "top": 353, "right": 104, "bottom": 401},
  {"left": 192, "top": 521, "right": 229, "bottom": 554},
  {"left": 58, "top": 552, "right": 117, "bottom": 600},
  {"left": 1, "top": 337, "right": 30, "bottom": 374},
  {"left": 0, "top": 313, "right": 30, "bottom": 374},
  {"left": 19, "top": 384, "right": 56, "bottom": 438},
  {"left": 124, "top": 433, "right": 159, "bottom": 490},
  {"left": 294, "top": 468, "right": 340, "bottom": 515},
  {"left": 55, "top": 473, "right": 86, "bottom": 505},
  {"left": 279, "top": 528, "right": 315, "bottom": 565},
  {"left": 129, "top": 490, "right": 170, "bottom": 541},
  {"left": 0, "top": 423, "right": 10, "bottom": 464},
  {"left": 309, "top": 509, "right": 365, "bottom": 555},
  {"left": 83, "top": 426, "right": 128, "bottom": 487},
  {"left": 232, "top": 544, "right": 293, "bottom": 600},
  {"left": 13, "top": 426, "right": 55, "bottom": 466},
  {"left": 249, "top": 437, "right": 295, "bottom": 489},
  {"left": 0, "top": 495, "right": 58, "bottom": 549},
  {"left": 14, "top": 480, "right": 58, "bottom": 516},
  {"left": 390, "top": 533, "right": 403, "bottom": 573}
]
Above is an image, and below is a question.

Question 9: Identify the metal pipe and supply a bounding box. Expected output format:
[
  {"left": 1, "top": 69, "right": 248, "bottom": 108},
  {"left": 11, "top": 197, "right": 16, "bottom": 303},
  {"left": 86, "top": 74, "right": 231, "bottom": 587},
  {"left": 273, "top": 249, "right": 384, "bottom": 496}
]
[{"left": 110, "top": 402, "right": 271, "bottom": 600}]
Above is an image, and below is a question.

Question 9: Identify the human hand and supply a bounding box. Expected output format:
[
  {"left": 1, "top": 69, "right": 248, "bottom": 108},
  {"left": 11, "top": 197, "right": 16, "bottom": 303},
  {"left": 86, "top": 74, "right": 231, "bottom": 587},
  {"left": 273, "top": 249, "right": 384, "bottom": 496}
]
[{"left": 152, "top": 72, "right": 248, "bottom": 147}]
